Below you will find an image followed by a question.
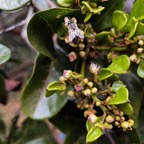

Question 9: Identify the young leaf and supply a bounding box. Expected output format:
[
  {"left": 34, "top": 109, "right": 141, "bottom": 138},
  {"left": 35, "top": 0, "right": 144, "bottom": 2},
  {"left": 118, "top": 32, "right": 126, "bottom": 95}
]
[
  {"left": 86, "top": 126, "right": 103, "bottom": 143},
  {"left": 129, "top": 0, "right": 144, "bottom": 20},
  {"left": 111, "top": 80, "right": 126, "bottom": 92},
  {"left": 21, "top": 54, "right": 68, "bottom": 119},
  {"left": 137, "top": 60, "right": 144, "bottom": 78},
  {"left": 117, "top": 103, "right": 133, "bottom": 116},
  {"left": 109, "top": 87, "right": 129, "bottom": 105},
  {"left": 99, "top": 68, "right": 113, "bottom": 81},
  {"left": 108, "top": 55, "right": 130, "bottom": 74},
  {"left": 112, "top": 10, "right": 128, "bottom": 30},
  {"left": 86, "top": 120, "right": 93, "bottom": 132},
  {"left": 127, "top": 17, "right": 138, "bottom": 39},
  {"left": 0, "top": 0, "right": 30, "bottom": 11},
  {"left": 0, "top": 43, "right": 11, "bottom": 65},
  {"left": 46, "top": 81, "right": 64, "bottom": 97}
]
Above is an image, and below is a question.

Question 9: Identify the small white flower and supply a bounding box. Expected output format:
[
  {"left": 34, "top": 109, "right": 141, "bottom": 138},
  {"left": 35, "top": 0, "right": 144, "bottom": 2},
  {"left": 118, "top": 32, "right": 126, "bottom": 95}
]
[{"left": 89, "top": 62, "right": 100, "bottom": 74}]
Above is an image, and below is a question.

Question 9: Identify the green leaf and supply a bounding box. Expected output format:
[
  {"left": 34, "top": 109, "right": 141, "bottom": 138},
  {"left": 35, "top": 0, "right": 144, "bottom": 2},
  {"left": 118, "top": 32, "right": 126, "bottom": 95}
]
[
  {"left": 127, "top": 17, "right": 144, "bottom": 38},
  {"left": 0, "top": 0, "right": 30, "bottom": 11},
  {"left": 86, "top": 120, "right": 93, "bottom": 132},
  {"left": 127, "top": 17, "right": 138, "bottom": 39},
  {"left": 64, "top": 126, "right": 85, "bottom": 144},
  {"left": 129, "top": 0, "right": 144, "bottom": 20},
  {"left": 49, "top": 101, "right": 85, "bottom": 133},
  {"left": 0, "top": 44, "right": 11, "bottom": 65},
  {"left": 109, "top": 87, "right": 129, "bottom": 105},
  {"left": 120, "top": 71, "right": 144, "bottom": 126},
  {"left": 86, "top": 126, "right": 103, "bottom": 143},
  {"left": 21, "top": 54, "right": 68, "bottom": 119},
  {"left": 46, "top": 81, "right": 64, "bottom": 97},
  {"left": 112, "top": 10, "right": 128, "bottom": 30},
  {"left": 27, "top": 8, "right": 81, "bottom": 58},
  {"left": 118, "top": 103, "right": 133, "bottom": 116},
  {"left": 108, "top": 55, "right": 130, "bottom": 74},
  {"left": 111, "top": 80, "right": 126, "bottom": 92},
  {"left": 93, "top": 0, "right": 125, "bottom": 31},
  {"left": 12, "top": 118, "right": 57, "bottom": 144},
  {"left": 137, "top": 60, "right": 144, "bottom": 78},
  {"left": 57, "top": 0, "right": 74, "bottom": 7},
  {"left": 99, "top": 68, "right": 113, "bottom": 81}
]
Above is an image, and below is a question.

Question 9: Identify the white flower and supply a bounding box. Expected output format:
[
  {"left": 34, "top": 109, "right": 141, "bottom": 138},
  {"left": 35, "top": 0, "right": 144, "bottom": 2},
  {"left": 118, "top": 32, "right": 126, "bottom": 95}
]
[{"left": 89, "top": 62, "right": 100, "bottom": 74}]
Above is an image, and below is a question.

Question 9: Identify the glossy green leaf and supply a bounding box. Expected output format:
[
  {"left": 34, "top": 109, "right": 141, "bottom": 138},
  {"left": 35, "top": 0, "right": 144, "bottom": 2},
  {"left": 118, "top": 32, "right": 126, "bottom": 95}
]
[
  {"left": 86, "top": 126, "right": 103, "bottom": 143},
  {"left": 96, "top": 31, "right": 110, "bottom": 40},
  {"left": 96, "top": 31, "right": 111, "bottom": 44},
  {"left": 120, "top": 70, "right": 144, "bottom": 126},
  {"left": 108, "top": 55, "right": 130, "bottom": 74},
  {"left": 0, "top": 0, "right": 30, "bottom": 11},
  {"left": 21, "top": 54, "right": 68, "bottom": 119},
  {"left": 49, "top": 101, "right": 85, "bottom": 133},
  {"left": 64, "top": 126, "right": 85, "bottom": 144},
  {"left": 46, "top": 81, "right": 64, "bottom": 97},
  {"left": 12, "top": 118, "right": 57, "bottom": 144},
  {"left": 0, "top": 44, "right": 11, "bottom": 65},
  {"left": 112, "top": 10, "right": 128, "bottom": 30},
  {"left": 86, "top": 120, "right": 93, "bottom": 132},
  {"left": 109, "top": 87, "right": 129, "bottom": 105},
  {"left": 137, "top": 59, "right": 144, "bottom": 78},
  {"left": 93, "top": 0, "right": 125, "bottom": 31},
  {"left": 99, "top": 68, "right": 113, "bottom": 81},
  {"left": 111, "top": 80, "right": 126, "bottom": 92},
  {"left": 127, "top": 17, "right": 138, "bottom": 39},
  {"left": 57, "top": 0, "right": 74, "bottom": 7},
  {"left": 129, "top": 0, "right": 144, "bottom": 20},
  {"left": 127, "top": 17, "right": 144, "bottom": 38},
  {"left": 27, "top": 8, "right": 81, "bottom": 58},
  {"left": 118, "top": 103, "right": 133, "bottom": 116}
]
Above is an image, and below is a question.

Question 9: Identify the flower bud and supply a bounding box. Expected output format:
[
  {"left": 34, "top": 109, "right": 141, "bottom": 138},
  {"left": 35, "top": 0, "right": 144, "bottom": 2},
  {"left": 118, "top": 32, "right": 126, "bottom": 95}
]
[
  {"left": 138, "top": 40, "right": 144, "bottom": 46},
  {"left": 74, "top": 83, "right": 84, "bottom": 92},
  {"left": 79, "top": 51, "right": 86, "bottom": 57},
  {"left": 88, "top": 114, "right": 98, "bottom": 123},
  {"left": 96, "top": 101, "right": 101, "bottom": 106},
  {"left": 106, "top": 115, "right": 114, "bottom": 123},
  {"left": 115, "top": 116, "right": 121, "bottom": 121},
  {"left": 59, "top": 76, "right": 67, "bottom": 82},
  {"left": 104, "top": 122, "right": 113, "bottom": 129},
  {"left": 112, "top": 108, "right": 120, "bottom": 115},
  {"left": 67, "top": 90, "right": 74, "bottom": 97},
  {"left": 83, "top": 78, "right": 89, "bottom": 84},
  {"left": 121, "top": 121, "right": 129, "bottom": 129},
  {"left": 128, "top": 119, "right": 134, "bottom": 127},
  {"left": 137, "top": 48, "right": 143, "bottom": 53},
  {"left": 88, "top": 82, "right": 93, "bottom": 88},
  {"left": 78, "top": 43, "right": 85, "bottom": 50},
  {"left": 68, "top": 52, "right": 77, "bottom": 62},
  {"left": 91, "top": 87, "right": 98, "bottom": 94},
  {"left": 129, "top": 54, "right": 137, "bottom": 62},
  {"left": 83, "top": 89, "right": 91, "bottom": 96},
  {"left": 63, "top": 70, "right": 72, "bottom": 78}
]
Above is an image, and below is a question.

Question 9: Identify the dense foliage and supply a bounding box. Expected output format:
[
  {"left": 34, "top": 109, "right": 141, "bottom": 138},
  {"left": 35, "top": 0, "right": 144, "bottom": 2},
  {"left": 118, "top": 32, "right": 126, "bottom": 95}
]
[{"left": 1, "top": 0, "right": 144, "bottom": 143}]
